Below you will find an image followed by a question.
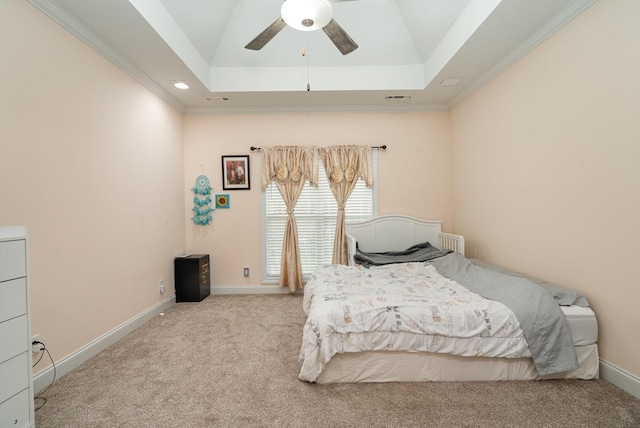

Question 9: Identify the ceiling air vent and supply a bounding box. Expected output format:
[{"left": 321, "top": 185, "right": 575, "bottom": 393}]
[
  {"left": 203, "top": 96, "right": 230, "bottom": 101},
  {"left": 385, "top": 95, "right": 411, "bottom": 101},
  {"left": 439, "top": 77, "right": 465, "bottom": 87}
]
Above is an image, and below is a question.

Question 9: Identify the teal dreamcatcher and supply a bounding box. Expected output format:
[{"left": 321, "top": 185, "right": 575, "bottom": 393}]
[{"left": 191, "top": 175, "right": 214, "bottom": 225}]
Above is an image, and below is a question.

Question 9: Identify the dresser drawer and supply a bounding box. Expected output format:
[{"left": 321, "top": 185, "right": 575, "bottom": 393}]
[
  {"left": 0, "top": 388, "right": 30, "bottom": 428},
  {"left": 0, "top": 316, "right": 28, "bottom": 365},
  {"left": 0, "top": 278, "right": 27, "bottom": 323},
  {"left": 0, "top": 240, "right": 26, "bottom": 283},
  {"left": 0, "top": 353, "right": 29, "bottom": 405}
]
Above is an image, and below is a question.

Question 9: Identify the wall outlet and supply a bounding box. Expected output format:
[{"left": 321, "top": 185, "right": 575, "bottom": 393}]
[
  {"left": 31, "top": 334, "right": 42, "bottom": 353},
  {"left": 159, "top": 279, "right": 165, "bottom": 294},
  {"left": 243, "top": 267, "right": 249, "bottom": 277}
]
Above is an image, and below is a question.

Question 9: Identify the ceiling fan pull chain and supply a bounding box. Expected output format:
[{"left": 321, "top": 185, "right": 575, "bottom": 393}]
[{"left": 305, "top": 33, "right": 311, "bottom": 91}]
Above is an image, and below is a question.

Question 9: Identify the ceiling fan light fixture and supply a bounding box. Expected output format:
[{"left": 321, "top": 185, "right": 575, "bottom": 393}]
[{"left": 281, "top": 0, "right": 333, "bottom": 32}]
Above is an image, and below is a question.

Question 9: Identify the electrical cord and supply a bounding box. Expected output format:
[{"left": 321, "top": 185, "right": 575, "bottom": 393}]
[
  {"left": 32, "top": 340, "right": 56, "bottom": 411},
  {"left": 32, "top": 343, "right": 45, "bottom": 366}
]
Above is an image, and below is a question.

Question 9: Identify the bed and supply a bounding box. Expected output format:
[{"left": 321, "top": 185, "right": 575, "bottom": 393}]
[{"left": 298, "top": 215, "right": 599, "bottom": 383}]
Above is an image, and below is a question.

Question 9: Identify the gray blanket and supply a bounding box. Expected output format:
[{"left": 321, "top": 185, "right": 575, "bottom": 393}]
[
  {"left": 429, "top": 253, "right": 578, "bottom": 377},
  {"left": 468, "top": 258, "right": 589, "bottom": 307},
  {"left": 354, "top": 241, "right": 452, "bottom": 268}
]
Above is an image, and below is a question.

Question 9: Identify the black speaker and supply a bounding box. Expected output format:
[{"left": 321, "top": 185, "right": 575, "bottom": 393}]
[{"left": 174, "top": 254, "right": 210, "bottom": 302}]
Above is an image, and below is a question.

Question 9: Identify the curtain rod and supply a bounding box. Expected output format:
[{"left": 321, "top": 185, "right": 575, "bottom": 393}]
[{"left": 250, "top": 145, "right": 386, "bottom": 151}]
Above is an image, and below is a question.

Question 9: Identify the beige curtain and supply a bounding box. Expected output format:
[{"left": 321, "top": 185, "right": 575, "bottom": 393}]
[
  {"left": 261, "top": 146, "right": 318, "bottom": 291},
  {"left": 320, "top": 145, "right": 373, "bottom": 265}
]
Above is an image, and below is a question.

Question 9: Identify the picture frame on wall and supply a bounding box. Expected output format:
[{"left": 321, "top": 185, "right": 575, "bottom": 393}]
[
  {"left": 222, "top": 155, "right": 250, "bottom": 190},
  {"left": 215, "top": 194, "right": 230, "bottom": 209}
]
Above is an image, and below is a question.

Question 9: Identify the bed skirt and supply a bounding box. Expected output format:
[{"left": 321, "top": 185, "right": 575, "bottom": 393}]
[{"left": 314, "top": 344, "right": 599, "bottom": 384}]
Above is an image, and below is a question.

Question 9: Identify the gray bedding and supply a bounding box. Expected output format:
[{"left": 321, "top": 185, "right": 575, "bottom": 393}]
[
  {"left": 429, "top": 253, "right": 579, "bottom": 377},
  {"left": 352, "top": 241, "right": 584, "bottom": 376},
  {"left": 468, "top": 258, "right": 589, "bottom": 307},
  {"left": 354, "top": 241, "right": 452, "bottom": 268}
]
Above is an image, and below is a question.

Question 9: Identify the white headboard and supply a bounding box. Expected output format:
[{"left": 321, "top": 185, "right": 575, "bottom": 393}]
[{"left": 345, "top": 215, "right": 464, "bottom": 265}]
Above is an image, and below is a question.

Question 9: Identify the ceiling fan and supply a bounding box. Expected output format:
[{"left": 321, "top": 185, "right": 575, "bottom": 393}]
[{"left": 245, "top": 0, "right": 359, "bottom": 55}]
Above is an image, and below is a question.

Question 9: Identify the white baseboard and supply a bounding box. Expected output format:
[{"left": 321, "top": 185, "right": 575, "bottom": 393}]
[
  {"left": 41, "top": 287, "right": 640, "bottom": 401},
  {"left": 33, "top": 287, "right": 299, "bottom": 392},
  {"left": 599, "top": 359, "right": 640, "bottom": 399},
  {"left": 210, "top": 285, "right": 302, "bottom": 295},
  {"left": 31, "top": 289, "right": 640, "bottom": 401},
  {"left": 33, "top": 295, "right": 175, "bottom": 394}
]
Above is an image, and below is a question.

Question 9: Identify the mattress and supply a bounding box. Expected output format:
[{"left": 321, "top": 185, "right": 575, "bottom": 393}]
[
  {"left": 300, "top": 262, "right": 597, "bottom": 381},
  {"left": 315, "top": 344, "right": 599, "bottom": 383},
  {"left": 301, "top": 267, "right": 599, "bottom": 383},
  {"left": 561, "top": 305, "right": 598, "bottom": 346},
  {"left": 314, "top": 305, "right": 598, "bottom": 383}
]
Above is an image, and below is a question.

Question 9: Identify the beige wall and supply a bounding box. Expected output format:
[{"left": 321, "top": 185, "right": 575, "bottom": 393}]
[
  {"left": 183, "top": 112, "right": 453, "bottom": 285},
  {"left": 0, "top": 1, "right": 185, "bottom": 369},
  {"left": 451, "top": 0, "right": 640, "bottom": 377},
  {"left": 4, "top": 0, "right": 637, "bottom": 388}
]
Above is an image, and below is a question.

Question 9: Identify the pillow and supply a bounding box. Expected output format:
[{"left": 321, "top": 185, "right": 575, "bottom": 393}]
[
  {"left": 469, "top": 258, "right": 589, "bottom": 307},
  {"left": 346, "top": 234, "right": 357, "bottom": 266}
]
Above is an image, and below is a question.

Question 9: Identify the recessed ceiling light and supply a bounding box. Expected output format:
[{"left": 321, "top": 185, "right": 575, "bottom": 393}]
[{"left": 174, "top": 82, "right": 189, "bottom": 90}]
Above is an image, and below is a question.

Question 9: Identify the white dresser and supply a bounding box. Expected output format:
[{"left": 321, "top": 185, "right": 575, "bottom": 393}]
[{"left": 0, "top": 227, "right": 34, "bottom": 428}]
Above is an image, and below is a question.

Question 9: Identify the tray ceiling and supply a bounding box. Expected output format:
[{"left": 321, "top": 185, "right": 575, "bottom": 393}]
[{"left": 27, "top": 0, "right": 597, "bottom": 113}]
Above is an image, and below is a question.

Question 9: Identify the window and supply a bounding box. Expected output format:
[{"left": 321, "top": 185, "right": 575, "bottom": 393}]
[{"left": 261, "top": 154, "right": 377, "bottom": 282}]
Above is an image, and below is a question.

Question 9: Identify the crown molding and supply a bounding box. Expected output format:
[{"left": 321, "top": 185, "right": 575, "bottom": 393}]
[
  {"left": 185, "top": 102, "right": 450, "bottom": 116},
  {"left": 448, "top": 0, "right": 598, "bottom": 109},
  {"left": 27, "top": 0, "right": 186, "bottom": 113},
  {"left": 27, "top": 0, "right": 597, "bottom": 116}
]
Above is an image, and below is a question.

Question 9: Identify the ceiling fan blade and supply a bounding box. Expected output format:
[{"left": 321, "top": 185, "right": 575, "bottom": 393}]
[
  {"left": 245, "top": 18, "right": 287, "bottom": 51},
  {"left": 322, "top": 19, "right": 358, "bottom": 55}
]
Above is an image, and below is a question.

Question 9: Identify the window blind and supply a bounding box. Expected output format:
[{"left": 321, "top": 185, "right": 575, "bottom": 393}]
[{"left": 264, "top": 158, "right": 375, "bottom": 278}]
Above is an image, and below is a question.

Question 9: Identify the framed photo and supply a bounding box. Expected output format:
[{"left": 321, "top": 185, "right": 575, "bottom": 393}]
[
  {"left": 222, "top": 155, "right": 250, "bottom": 190},
  {"left": 215, "top": 194, "right": 230, "bottom": 209}
]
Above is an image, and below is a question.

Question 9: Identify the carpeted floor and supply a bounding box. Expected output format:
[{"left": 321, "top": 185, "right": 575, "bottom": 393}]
[{"left": 34, "top": 295, "right": 640, "bottom": 427}]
